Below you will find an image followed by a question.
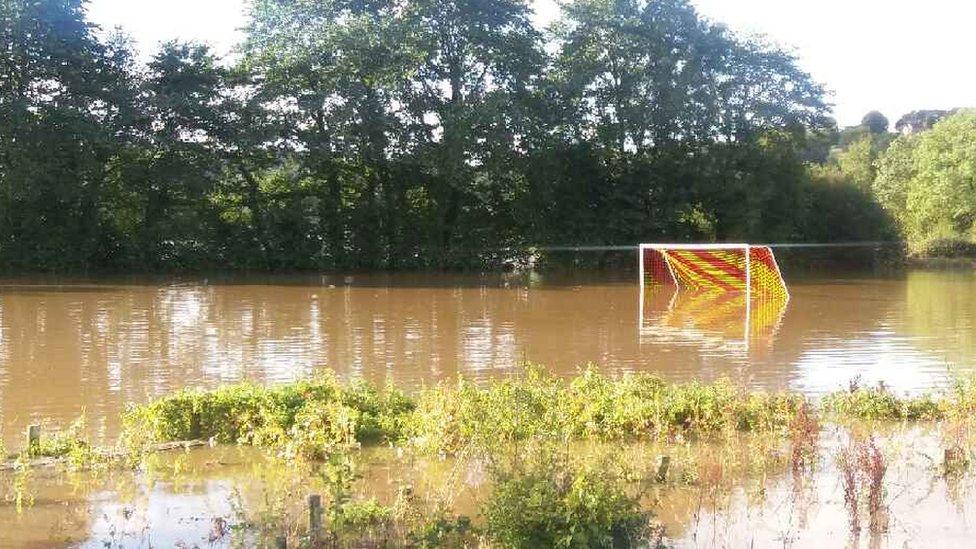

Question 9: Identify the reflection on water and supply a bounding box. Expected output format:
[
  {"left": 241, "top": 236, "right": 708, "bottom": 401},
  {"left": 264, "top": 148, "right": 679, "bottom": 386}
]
[
  {"left": 640, "top": 286, "right": 789, "bottom": 355},
  {"left": 1, "top": 269, "right": 976, "bottom": 444}
]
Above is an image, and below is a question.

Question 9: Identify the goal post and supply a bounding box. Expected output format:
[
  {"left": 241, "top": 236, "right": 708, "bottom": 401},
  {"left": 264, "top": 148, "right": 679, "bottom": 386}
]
[
  {"left": 639, "top": 243, "right": 788, "bottom": 300},
  {"left": 638, "top": 244, "right": 790, "bottom": 350},
  {"left": 638, "top": 243, "right": 790, "bottom": 352}
]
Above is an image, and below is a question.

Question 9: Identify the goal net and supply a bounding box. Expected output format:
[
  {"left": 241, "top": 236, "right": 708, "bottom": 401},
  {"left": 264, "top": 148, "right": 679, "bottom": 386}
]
[
  {"left": 638, "top": 244, "right": 789, "bottom": 352},
  {"left": 639, "top": 244, "right": 788, "bottom": 299}
]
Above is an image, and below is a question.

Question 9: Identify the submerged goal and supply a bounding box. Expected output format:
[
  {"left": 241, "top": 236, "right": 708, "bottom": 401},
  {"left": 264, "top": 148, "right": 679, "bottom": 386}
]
[
  {"left": 639, "top": 243, "right": 788, "bottom": 299},
  {"left": 638, "top": 244, "right": 790, "bottom": 352}
]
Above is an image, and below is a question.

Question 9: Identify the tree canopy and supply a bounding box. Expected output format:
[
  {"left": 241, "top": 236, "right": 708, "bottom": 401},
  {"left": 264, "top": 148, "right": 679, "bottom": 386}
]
[
  {"left": 0, "top": 0, "right": 904, "bottom": 272},
  {"left": 875, "top": 110, "right": 976, "bottom": 247}
]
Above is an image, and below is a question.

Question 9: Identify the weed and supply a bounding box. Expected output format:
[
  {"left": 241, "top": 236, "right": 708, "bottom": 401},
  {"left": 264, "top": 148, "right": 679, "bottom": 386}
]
[
  {"left": 837, "top": 435, "right": 888, "bottom": 538},
  {"left": 122, "top": 372, "right": 413, "bottom": 455},
  {"left": 33, "top": 416, "right": 101, "bottom": 469},
  {"left": 822, "top": 382, "right": 941, "bottom": 421},
  {"left": 789, "top": 402, "right": 820, "bottom": 474},
  {"left": 483, "top": 444, "right": 650, "bottom": 548},
  {"left": 405, "top": 365, "right": 805, "bottom": 455}
]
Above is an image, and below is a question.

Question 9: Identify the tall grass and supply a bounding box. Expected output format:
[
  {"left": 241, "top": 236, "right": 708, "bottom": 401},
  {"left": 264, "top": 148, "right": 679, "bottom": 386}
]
[
  {"left": 405, "top": 366, "right": 805, "bottom": 455},
  {"left": 122, "top": 366, "right": 976, "bottom": 460}
]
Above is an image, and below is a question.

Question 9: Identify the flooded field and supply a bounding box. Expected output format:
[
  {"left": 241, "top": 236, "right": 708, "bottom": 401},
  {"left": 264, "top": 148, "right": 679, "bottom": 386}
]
[
  {"left": 1, "top": 268, "right": 975, "bottom": 442},
  {"left": 2, "top": 265, "right": 976, "bottom": 547},
  {"left": 4, "top": 425, "right": 976, "bottom": 548}
]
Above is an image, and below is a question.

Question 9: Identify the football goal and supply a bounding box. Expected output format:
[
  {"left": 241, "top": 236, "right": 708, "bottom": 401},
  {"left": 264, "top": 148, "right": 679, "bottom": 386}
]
[
  {"left": 638, "top": 244, "right": 790, "bottom": 352},
  {"left": 638, "top": 243, "right": 788, "bottom": 299}
]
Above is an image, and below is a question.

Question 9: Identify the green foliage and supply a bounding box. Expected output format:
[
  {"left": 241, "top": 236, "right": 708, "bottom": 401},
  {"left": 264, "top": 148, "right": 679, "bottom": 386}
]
[
  {"left": 124, "top": 368, "right": 976, "bottom": 463},
  {"left": 835, "top": 136, "right": 878, "bottom": 190},
  {"left": 123, "top": 366, "right": 805, "bottom": 459},
  {"left": 483, "top": 446, "right": 649, "bottom": 548},
  {"left": 405, "top": 365, "right": 805, "bottom": 455},
  {"left": 802, "top": 164, "right": 899, "bottom": 243},
  {"left": 861, "top": 111, "right": 890, "bottom": 134},
  {"left": 822, "top": 383, "right": 941, "bottom": 421},
  {"left": 122, "top": 373, "right": 413, "bottom": 457},
  {"left": 31, "top": 417, "right": 99, "bottom": 468},
  {"left": 916, "top": 238, "right": 976, "bottom": 259},
  {"left": 0, "top": 0, "right": 876, "bottom": 274},
  {"left": 224, "top": 453, "right": 476, "bottom": 547},
  {"left": 875, "top": 110, "right": 976, "bottom": 252}
]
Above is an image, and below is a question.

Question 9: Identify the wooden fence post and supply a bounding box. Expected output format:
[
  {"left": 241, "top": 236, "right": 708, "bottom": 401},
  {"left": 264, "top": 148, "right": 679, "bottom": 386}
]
[
  {"left": 308, "top": 494, "right": 323, "bottom": 538},
  {"left": 655, "top": 455, "right": 670, "bottom": 482},
  {"left": 26, "top": 425, "right": 41, "bottom": 456}
]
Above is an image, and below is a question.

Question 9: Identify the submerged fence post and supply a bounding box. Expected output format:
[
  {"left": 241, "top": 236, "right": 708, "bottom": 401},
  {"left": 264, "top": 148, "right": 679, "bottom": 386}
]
[
  {"left": 945, "top": 446, "right": 965, "bottom": 471},
  {"left": 655, "top": 455, "right": 671, "bottom": 482},
  {"left": 26, "top": 425, "right": 41, "bottom": 456},
  {"left": 308, "top": 493, "right": 323, "bottom": 538}
]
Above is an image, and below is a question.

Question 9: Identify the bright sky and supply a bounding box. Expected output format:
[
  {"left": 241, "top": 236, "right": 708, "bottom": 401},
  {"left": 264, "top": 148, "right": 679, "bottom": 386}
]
[{"left": 86, "top": 0, "right": 975, "bottom": 127}]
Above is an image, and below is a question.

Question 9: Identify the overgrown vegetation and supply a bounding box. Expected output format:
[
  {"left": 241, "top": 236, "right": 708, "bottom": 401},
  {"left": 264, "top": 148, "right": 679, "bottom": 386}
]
[
  {"left": 13, "top": 368, "right": 976, "bottom": 544},
  {"left": 122, "top": 366, "right": 806, "bottom": 457},
  {"left": 482, "top": 445, "right": 651, "bottom": 548},
  {"left": 404, "top": 367, "right": 804, "bottom": 454},
  {"left": 874, "top": 110, "right": 976, "bottom": 254},
  {"left": 2, "top": 417, "right": 102, "bottom": 470},
  {"left": 822, "top": 375, "right": 976, "bottom": 422},
  {"left": 119, "top": 367, "right": 976, "bottom": 461},
  {"left": 122, "top": 372, "right": 413, "bottom": 458}
]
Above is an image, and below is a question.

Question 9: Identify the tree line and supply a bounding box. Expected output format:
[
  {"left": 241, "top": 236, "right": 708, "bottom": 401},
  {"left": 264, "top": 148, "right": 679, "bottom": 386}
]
[
  {"left": 1, "top": 0, "right": 903, "bottom": 272},
  {"left": 809, "top": 108, "right": 976, "bottom": 257}
]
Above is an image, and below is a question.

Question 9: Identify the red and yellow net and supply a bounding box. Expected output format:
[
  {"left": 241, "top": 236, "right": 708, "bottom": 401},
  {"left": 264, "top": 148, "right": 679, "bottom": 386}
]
[{"left": 641, "top": 245, "right": 788, "bottom": 300}]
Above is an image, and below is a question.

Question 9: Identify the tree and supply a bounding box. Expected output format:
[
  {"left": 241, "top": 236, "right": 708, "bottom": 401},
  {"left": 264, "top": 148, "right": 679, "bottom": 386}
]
[
  {"left": 243, "top": 0, "right": 436, "bottom": 268},
  {"left": 0, "top": 0, "right": 879, "bottom": 273},
  {"left": 402, "top": 0, "right": 544, "bottom": 265},
  {"left": 0, "top": 0, "right": 137, "bottom": 270},
  {"left": 875, "top": 110, "right": 976, "bottom": 247},
  {"left": 537, "top": 0, "right": 830, "bottom": 245},
  {"left": 861, "top": 111, "right": 889, "bottom": 134},
  {"left": 894, "top": 109, "right": 955, "bottom": 135}
]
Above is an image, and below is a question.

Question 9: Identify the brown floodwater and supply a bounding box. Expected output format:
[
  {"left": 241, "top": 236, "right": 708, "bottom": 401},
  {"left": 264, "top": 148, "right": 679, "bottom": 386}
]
[
  {"left": 3, "top": 426, "right": 975, "bottom": 547},
  {"left": 2, "top": 267, "right": 976, "bottom": 446},
  {"left": 2, "top": 265, "right": 976, "bottom": 547}
]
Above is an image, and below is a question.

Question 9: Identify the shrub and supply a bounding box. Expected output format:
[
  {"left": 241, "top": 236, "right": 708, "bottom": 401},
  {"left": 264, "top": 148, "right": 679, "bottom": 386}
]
[
  {"left": 916, "top": 237, "right": 976, "bottom": 259},
  {"left": 122, "top": 372, "right": 413, "bottom": 454},
  {"left": 483, "top": 446, "right": 649, "bottom": 548},
  {"left": 821, "top": 384, "right": 941, "bottom": 421},
  {"left": 405, "top": 365, "right": 806, "bottom": 455}
]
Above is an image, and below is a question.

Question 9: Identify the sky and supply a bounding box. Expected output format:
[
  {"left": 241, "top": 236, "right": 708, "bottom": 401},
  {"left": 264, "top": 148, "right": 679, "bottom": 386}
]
[{"left": 85, "top": 0, "right": 975, "bottom": 128}]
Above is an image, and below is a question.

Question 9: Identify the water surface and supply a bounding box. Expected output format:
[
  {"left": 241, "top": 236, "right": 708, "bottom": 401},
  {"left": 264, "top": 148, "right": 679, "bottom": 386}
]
[{"left": 1, "top": 268, "right": 975, "bottom": 444}]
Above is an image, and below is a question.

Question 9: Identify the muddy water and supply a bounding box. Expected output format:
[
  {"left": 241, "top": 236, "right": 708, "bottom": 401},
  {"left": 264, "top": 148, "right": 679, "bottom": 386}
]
[
  {"left": 2, "top": 268, "right": 976, "bottom": 444},
  {"left": 3, "top": 427, "right": 974, "bottom": 548},
  {"left": 2, "top": 267, "right": 976, "bottom": 547}
]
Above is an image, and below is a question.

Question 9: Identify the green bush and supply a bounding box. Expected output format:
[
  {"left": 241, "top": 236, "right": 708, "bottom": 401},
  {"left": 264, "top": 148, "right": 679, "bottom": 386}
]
[
  {"left": 122, "top": 372, "right": 413, "bottom": 454},
  {"left": 484, "top": 447, "right": 648, "bottom": 548},
  {"left": 916, "top": 237, "right": 976, "bottom": 259},
  {"left": 31, "top": 417, "right": 99, "bottom": 468},
  {"left": 405, "top": 366, "right": 805, "bottom": 455},
  {"left": 821, "top": 385, "right": 941, "bottom": 421}
]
